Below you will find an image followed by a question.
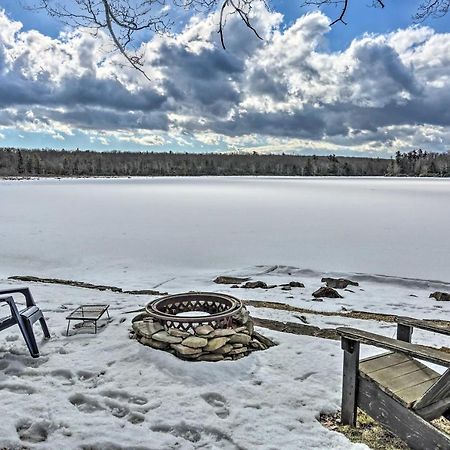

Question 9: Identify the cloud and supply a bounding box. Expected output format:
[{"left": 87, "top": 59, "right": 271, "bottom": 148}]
[{"left": 0, "top": 8, "right": 450, "bottom": 154}]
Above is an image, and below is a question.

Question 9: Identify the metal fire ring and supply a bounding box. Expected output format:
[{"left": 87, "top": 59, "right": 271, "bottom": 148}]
[{"left": 145, "top": 292, "right": 243, "bottom": 333}]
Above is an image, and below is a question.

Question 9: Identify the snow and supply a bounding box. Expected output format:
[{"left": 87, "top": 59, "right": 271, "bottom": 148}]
[
  {"left": 1, "top": 177, "right": 450, "bottom": 449},
  {"left": 0, "top": 177, "right": 449, "bottom": 284}
]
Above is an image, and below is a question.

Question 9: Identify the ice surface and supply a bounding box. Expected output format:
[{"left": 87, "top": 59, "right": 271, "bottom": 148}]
[{"left": 0, "top": 177, "right": 449, "bottom": 286}]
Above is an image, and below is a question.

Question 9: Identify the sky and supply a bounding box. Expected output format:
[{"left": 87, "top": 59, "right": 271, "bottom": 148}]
[{"left": 0, "top": 0, "right": 449, "bottom": 156}]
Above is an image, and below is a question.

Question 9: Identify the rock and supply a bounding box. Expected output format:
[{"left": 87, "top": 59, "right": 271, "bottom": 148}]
[
  {"left": 409, "top": 294, "right": 418, "bottom": 298},
  {"left": 139, "top": 337, "right": 169, "bottom": 350},
  {"left": 231, "top": 285, "right": 239, "bottom": 288},
  {"left": 179, "top": 353, "right": 201, "bottom": 360},
  {"left": 168, "top": 328, "right": 190, "bottom": 338},
  {"left": 205, "top": 337, "right": 230, "bottom": 351},
  {"left": 212, "top": 344, "right": 233, "bottom": 354},
  {"left": 235, "top": 309, "right": 250, "bottom": 324},
  {"left": 195, "top": 325, "right": 214, "bottom": 336},
  {"left": 228, "top": 346, "right": 248, "bottom": 356},
  {"left": 321, "top": 277, "right": 359, "bottom": 289},
  {"left": 252, "top": 331, "right": 276, "bottom": 348},
  {"left": 210, "top": 328, "right": 236, "bottom": 338},
  {"left": 132, "top": 321, "right": 164, "bottom": 339},
  {"left": 241, "top": 281, "right": 268, "bottom": 289},
  {"left": 197, "top": 354, "right": 225, "bottom": 362},
  {"left": 288, "top": 281, "right": 305, "bottom": 288},
  {"left": 214, "top": 276, "right": 250, "bottom": 284},
  {"left": 182, "top": 336, "right": 208, "bottom": 348},
  {"left": 250, "top": 340, "right": 266, "bottom": 350},
  {"left": 170, "top": 344, "right": 202, "bottom": 356},
  {"left": 430, "top": 292, "right": 450, "bottom": 302},
  {"left": 229, "top": 333, "right": 251, "bottom": 345},
  {"left": 344, "top": 289, "right": 355, "bottom": 293},
  {"left": 245, "top": 320, "right": 254, "bottom": 335},
  {"left": 281, "top": 286, "right": 291, "bottom": 291},
  {"left": 131, "top": 312, "right": 151, "bottom": 323},
  {"left": 152, "top": 331, "right": 183, "bottom": 344},
  {"left": 233, "top": 343, "right": 244, "bottom": 348},
  {"left": 234, "top": 326, "right": 247, "bottom": 333},
  {"left": 312, "top": 287, "right": 343, "bottom": 299}
]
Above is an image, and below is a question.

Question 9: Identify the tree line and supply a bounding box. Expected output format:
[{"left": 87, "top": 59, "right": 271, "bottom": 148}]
[{"left": 0, "top": 148, "right": 448, "bottom": 178}]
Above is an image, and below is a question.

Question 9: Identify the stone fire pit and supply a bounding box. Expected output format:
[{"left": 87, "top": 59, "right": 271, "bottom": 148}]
[{"left": 131, "top": 292, "right": 275, "bottom": 361}]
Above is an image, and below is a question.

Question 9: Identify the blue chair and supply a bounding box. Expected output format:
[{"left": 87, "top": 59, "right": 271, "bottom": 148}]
[{"left": 0, "top": 287, "right": 50, "bottom": 358}]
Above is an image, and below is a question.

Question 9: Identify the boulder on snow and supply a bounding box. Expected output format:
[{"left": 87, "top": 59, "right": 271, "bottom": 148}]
[
  {"left": 214, "top": 276, "right": 250, "bottom": 285},
  {"left": 430, "top": 291, "right": 450, "bottom": 302},
  {"left": 312, "top": 286, "right": 343, "bottom": 299},
  {"left": 242, "top": 281, "right": 268, "bottom": 289},
  {"left": 281, "top": 281, "right": 305, "bottom": 289},
  {"left": 321, "top": 277, "right": 359, "bottom": 289}
]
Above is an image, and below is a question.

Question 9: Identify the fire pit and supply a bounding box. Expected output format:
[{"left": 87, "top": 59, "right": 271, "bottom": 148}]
[
  {"left": 131, "top": 292, "right": 275, "bottom": 361},
  {"left": 145, "top": 292, "right": 242, "bottom": 332}
]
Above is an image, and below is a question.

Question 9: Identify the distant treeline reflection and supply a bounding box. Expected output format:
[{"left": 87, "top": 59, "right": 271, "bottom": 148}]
[{"left": 0, "top": 148, "right": 449, "bottom": 177}]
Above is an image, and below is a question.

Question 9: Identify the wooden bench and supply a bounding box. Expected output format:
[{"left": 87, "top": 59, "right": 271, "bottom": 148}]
[{"left": 337, "top": 317, "right": 450, "bottom": 450}]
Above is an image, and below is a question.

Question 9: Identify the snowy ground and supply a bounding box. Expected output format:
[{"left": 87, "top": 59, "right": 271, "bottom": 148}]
[
  {"left": 1, "top": 177, "right": 449, "bottom": 449},
  {"left": 1, "top": 266, "right": 450, "bottom": 450}
]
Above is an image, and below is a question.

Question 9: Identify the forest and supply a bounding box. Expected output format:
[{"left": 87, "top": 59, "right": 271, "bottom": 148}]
[{"left": 0, "top": 148, "right": 448, "bottom": 178}]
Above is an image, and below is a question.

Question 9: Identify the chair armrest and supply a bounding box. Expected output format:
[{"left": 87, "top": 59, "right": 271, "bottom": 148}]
[
  {"left": 396, "top": 316, "right": 450, "bottom": 337},
  {"left": 337, "top": 327, "right": 450, "bottom": 367},
  {"left": 0, "top": 295, "right": 15, "bottom": 305},
  {"left": 0, "top": 287, "right": 35, "bottom": 307}
]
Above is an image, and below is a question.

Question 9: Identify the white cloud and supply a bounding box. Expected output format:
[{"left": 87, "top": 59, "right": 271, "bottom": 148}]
[{"left": 0, "top": 8, "right": 449, "bottom": 155}]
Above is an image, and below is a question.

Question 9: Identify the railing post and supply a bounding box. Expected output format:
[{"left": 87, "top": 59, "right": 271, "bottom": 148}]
[
  {"left": 341, "top": 337, "right": 360, "bottom": 426},
  {"left": 396, "top": 323, "right": 413, "bottom": 342}
]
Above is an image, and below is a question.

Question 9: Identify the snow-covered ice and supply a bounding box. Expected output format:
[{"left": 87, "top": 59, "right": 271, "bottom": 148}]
[
  {"left": 1, "top": 177, "right": 449, "bottom": 284},
  {"left": 1, "top": 177, "right": 449, "bottom": 449}
]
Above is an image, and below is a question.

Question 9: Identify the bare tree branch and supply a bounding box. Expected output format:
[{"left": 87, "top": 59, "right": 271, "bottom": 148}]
[{"left": 24, "top": 0, "right": 449, "bottom": 80}]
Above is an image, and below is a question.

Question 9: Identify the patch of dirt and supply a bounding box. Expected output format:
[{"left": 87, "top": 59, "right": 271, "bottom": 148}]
[
  {"left": 319, "top": 411, "right": 409, "bottom": 450},
  {"left": 244, "top": 299, "right": 399, "bottom": 322},
  {"left": 252, "top": 317, "right": 339, "bottom": 340},
  {"left": 319, "top": 410, "right": 450, "bottom": 450}
]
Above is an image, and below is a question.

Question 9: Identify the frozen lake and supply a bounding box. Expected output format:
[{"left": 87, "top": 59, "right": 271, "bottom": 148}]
[{"left": 1, "top": 177, "right": 449, "bottom": 285}]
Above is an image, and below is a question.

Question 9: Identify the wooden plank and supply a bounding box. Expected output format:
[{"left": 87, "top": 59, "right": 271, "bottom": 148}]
[
  {"left": 360, "top": 352, "right": 409, "bottom": 374},
  {"left": 415, "top": 369, "right": 450, "bottom": 410},
  {"left": 341, "top": 338, "right": 360, "bottom": 426},
  {"left": 396, "top": 378, "right": 441, "bottom": 408},
  {"left": 366, "top": 360, "right": 439, "bottom": 404},
  {"left": 362, "top": 356, "right": 419, "bottom": 378},
  {"left": 389, "top": 368, "right": 440, "bottom": 395},
  {"left": 357, "top": 375, "right": 450, "bottom": 450},
  {"left": 337, "top": 327, "right": 450, "bottom": 367},
  {"left": 416, "top": 396, "right": 450, "bottom": 421},
  {"left": 360, "top": 357, "right": 440, "bottom": 407},
  {"left": 397, "top": 317, "right": 450, "bottom": 337}
]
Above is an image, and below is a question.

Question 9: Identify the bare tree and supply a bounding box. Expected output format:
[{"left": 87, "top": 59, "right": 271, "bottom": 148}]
[
  {"left": 28, "top": 0, "right": 449, "bottom": 78},
  {"left": 303, "top": 0, "right": 449, "bottom": 26},
  {"left": 29, "top": 0, "right": 265, "bottom": 78}
]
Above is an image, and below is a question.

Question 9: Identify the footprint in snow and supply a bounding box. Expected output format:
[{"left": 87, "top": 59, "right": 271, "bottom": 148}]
[
  {"left": 201, "top": 392, "right": 230, "bottom": 418},
  {"left": 16, "top": 419, "right": 50, "bottom": 443},
  {"left": 0, "top": 382, "right": 36, "bottom": 394},
  {"left": 100, "top": 388, "right": 148, "bottom": 406},
  {"left": 295, "top": 371, "right": 317, "bottom": 382}
]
